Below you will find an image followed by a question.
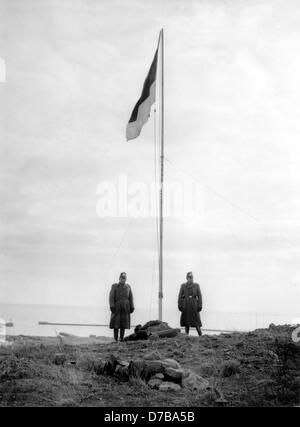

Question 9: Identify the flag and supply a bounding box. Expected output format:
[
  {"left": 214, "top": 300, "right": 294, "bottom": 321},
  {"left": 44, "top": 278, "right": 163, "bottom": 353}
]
[{"left": 126, "top": 48, "right": 158, "bottom": 141}]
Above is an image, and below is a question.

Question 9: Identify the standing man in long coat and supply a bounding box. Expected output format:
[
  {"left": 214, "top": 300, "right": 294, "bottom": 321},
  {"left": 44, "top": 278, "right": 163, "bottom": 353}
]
[
  {"left": 178, "top": 272, "right": 202, "bottom": 336},
  {"left": 109, "top": 272, "right": 134, "bottom": 342}
]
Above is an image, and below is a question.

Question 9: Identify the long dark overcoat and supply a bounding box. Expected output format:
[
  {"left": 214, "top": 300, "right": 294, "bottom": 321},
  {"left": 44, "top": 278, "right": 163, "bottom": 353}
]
[
  {"left": 178, "top": 282, "right": 202, "bottom": 327},
  {"left": 109, "top": 282, "right": 134, "bottom": 329}
]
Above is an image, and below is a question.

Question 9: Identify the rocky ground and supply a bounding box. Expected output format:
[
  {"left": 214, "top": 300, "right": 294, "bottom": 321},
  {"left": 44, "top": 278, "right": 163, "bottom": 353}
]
[{"left": 0, "top": 323, "right": 299, "bottom": 407}]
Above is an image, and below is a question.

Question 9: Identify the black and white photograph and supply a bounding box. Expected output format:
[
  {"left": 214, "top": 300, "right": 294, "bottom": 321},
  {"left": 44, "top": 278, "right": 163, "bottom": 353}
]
[{"left": 0, "top": 0, "right": 299, "bottom": 411}]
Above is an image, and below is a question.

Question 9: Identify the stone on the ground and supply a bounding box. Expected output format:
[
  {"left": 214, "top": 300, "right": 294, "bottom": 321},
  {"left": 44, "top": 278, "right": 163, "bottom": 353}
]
[
  {"left": 182, "top": 370, "right": 210, "bottom": 391},
  {"left": 148, "top": 377, "right": 163, "bottom": 389},
  {"left": 164, "top": 367, "right": 184, "bottom": 383},
  {"left": 152, "top": 373, "right": 164, "bottom": 380},
  {"left": 159, "top": 382, "right": 181, "bottom": 392},
  {"left": 161, "top": 358, "right": 181, "bottom": 369},
  {"left": 144, "top": 350, "right": 162, "bottom": 360}
]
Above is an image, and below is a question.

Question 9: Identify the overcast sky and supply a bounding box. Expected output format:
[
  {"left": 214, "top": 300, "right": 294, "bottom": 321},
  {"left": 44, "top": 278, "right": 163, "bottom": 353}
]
[{"left": 0, "top": 0, "right": 299, "bottom": 321}]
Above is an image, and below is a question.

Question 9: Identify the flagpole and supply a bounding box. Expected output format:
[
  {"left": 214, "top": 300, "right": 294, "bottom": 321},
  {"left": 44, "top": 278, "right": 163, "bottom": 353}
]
[{"left": 158, "top": 28, "right": 164, "bottom": 321}]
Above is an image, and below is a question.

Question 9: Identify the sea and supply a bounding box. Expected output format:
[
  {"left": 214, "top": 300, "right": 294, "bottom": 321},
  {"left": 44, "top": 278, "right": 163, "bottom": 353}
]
[{"left": 0, "top": 303, "right": 298, "bottom": 338}]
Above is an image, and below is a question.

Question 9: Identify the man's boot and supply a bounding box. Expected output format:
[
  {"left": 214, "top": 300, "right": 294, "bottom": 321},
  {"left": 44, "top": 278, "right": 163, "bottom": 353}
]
[
  {"left": 114, "top": 328, "right": 119, "bottom": 341},
  {"left": 196, "top": 326, "right": 202, "bottom": 336}
]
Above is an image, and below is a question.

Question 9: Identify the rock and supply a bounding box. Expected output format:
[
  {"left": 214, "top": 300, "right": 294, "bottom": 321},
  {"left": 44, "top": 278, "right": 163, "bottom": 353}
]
[
  {"left": 54, "top": 353, "right": 67, "bottom": 365},
  {"left": 152, "top": 373, "right": 164, "bottom": 380},
  {"left": 182, "top": 371, "right": 210, "bottom": 391},
  {"left": 159, "top": 382, "right": 181, "bottom": 392},
  {"left": 144, "top": 350, "right": 162, "bottom": 360},
  {"left": 164, "top": 367, "right": 184, "bottom": 384},
  {"left": 161, "top": 359, "right": 181, "bottom": 370},
  {"left": 148, "top": 378, "right": 163, "bottom": 389}
]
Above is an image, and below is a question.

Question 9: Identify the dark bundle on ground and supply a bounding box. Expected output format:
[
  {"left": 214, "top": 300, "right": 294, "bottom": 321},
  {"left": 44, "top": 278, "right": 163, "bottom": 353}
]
[
  {"left": 141, "top": 320, "right": 171, "bottom": 332},
  {"left": 124, "top": 326, "right": 149, "bottom": 341},
  {"left": 124, "top": 321, "right": 179, "bottom": 342}
]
